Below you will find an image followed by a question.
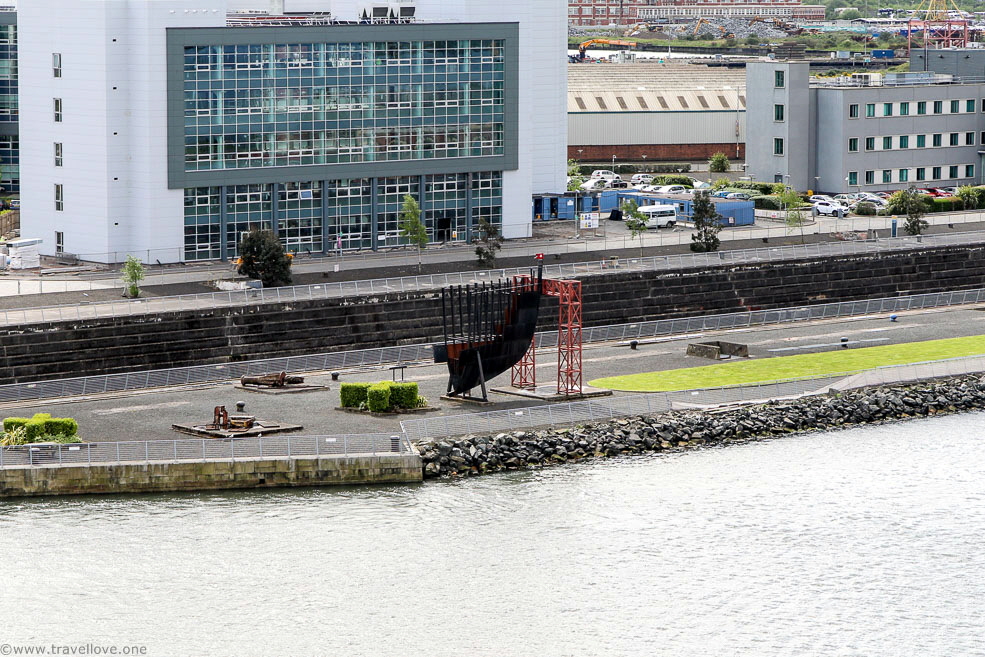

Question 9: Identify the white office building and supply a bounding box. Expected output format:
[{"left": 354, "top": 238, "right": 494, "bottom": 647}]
[{"left": 17, "top": 0, "right": 566, "bottom": 263}]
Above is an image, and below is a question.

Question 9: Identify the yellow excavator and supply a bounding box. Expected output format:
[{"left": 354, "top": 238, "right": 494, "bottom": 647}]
[{"left": 576, "top": 38, "right": 637, "bottom": 61}]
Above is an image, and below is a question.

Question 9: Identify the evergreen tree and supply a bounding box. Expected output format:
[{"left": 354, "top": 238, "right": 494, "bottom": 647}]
[
  {"left": 238, "top": 229, "right": 293, "bottom": 288},
  {"left": 709, "top": 152, "right": 731, "bottom": 174},
  {"left": 690, "top": 190, "right": 723, "bottom": 253}
]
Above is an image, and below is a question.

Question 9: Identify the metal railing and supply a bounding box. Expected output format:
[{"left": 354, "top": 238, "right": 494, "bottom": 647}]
[
  {"left": 400, "top": 354, "right": 985, "bottom": 442},
  {"left": 0, "top": 432, "right": 412, "bottom": 469},
  {"left": 4, "top": 230, "right": 985, "bottom": 327},
  {"left": 2, "top": 286, "right": 985, "bottom": 405}
]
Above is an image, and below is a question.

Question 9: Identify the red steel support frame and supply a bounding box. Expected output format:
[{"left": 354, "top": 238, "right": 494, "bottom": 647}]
[{"left": 511, "top": 278, "right": 583, "bottom": 395}]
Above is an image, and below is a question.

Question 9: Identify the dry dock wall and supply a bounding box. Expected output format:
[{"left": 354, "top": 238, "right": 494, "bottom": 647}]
[
  {"left": 2, "top": 244, "right": 985, "bottom": 384},
  {"left": 0, "top": 453, "right": 423, "bottom": 497}
]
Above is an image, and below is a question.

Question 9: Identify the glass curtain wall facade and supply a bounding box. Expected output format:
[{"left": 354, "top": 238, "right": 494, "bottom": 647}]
[
  {"left": 0, "top": 17, "right": 17, "bottom": 194},
  {"left": 179, "top": 35, "right": 509, "bottom": 260}
]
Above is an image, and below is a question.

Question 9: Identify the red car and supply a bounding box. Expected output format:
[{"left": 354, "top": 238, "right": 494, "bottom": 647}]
[
  {"left": 916, "top": 188, "right": 939, "bottom": 197},
  {"left": 929, "top": 188, "right": 954, "bottom": 197}
]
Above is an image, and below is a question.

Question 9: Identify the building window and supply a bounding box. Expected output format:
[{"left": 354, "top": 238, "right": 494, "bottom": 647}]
[
  {"left": 968, "top": 99, "right": 976, "bottom": 113},
  {"left": 774, "top": 104, "right": 784, "bottom": 121},
  {"left": 865, "top": 103, "right": 875, "bottom": 118},
  {"left": 899, "top": 135, "right": 909, "bottom": 149},
  {"left": 848, "top": 171, "right": 858, "bottom": 186},
  {"left": 933, "top": 133, "right": 943, "bottom": 147},
  {"left": 55, "top": 231, "right": 64, "bottom": 254},
  {"left": 882, "top": 170, "right": 892, "bottom": 184},
  {"left": 773, "top": 138, "right": 784, "bottom": 155},
  {"left": 981, "top": 132, "right": 985, "bottom": 145},
  {"left": 883, "top": 102, "right": 893, "bottom": 117},
  {"left": 52, "top": 53, "right": 62, "bottom": 78},
  {"left": 864, "top": 170, "right": 874, "bottom": 185},
  {"left": 883, "top": 136, "right": 893, "bottom": 150},
  {"left": 54, "top": 142, "right": 62, "bottom": 167},
  {"left": 950, "top": 165, "right": 959, "bottom": 179},
  {"left": 968, "top": 132, "right": 976, "bottom": 145},
  {"left": 899, "top": 169, "right": 908, "bottom": 182},
  {"left": 865, "top": 137, "right": 875, "bottom": 151},
  {"left": 950, "top": 133, "right": 959, "bottom": 146},
  {"left": 53, "top": 98, "right": 62, "bottom": 122},
  {"left": 981, "top": 99, "right": 985, "bottom": 112},
  {"left": 966, "top": 164, "right": 975, "bottom": 178},
  {"left": 54, "top": 184, "right": 63, "bottom": 211},
  {"left": 916, "top": 168, "right": 926, "bottom": 181},
  {"left": 934, "top": 100, "right": 943, "bottom": 114},
  {"left": 849, "top": 103, "right": 859, "bottom": 118},
  {"left": 933, "top": 166, "right": 942, "bottom": 179},
  {"left": 917, "top": 134, "right": 926, "bottom": 148},
  {"left": 775, "top": 70, "right": 784, "bottom": 88},
  {"left": 900, "top": 102, "right": 909, "bottom": 116},
  {"left": 950, "top": 99, "right": 960, "bottom": 113},
  {"left": 917, "top": 101, "right": 927, "bottom": 115},
  {"left": 848, "top": 137, "right": 859, "bottom": 152}
]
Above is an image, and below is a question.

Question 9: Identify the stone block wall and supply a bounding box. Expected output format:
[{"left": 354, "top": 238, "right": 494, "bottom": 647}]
[
  {"left": 0, "top": 453, "right": 423, "bottom": 497},
  {"left": 0, "top": 244, "right": 984, "bottom": 384}
]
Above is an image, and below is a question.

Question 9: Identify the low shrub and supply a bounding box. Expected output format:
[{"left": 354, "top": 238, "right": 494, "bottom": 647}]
[
  {"left": 3, "top": 417, "right": 29, "bottom": 432},
  {"left": 339, "top": 382, "right": 372, "bottom": 408},
  {"left": 730, "top": 181, "right": 776, "bottom": 195},
  {"left": 366, "top": 382, "right": 392, "bottom": 412},
  {"left": 930, "top": 197, "right": 964, "bottom": 213},
  {"left": 855, "top": 201, "right": 878, "bottom": 216},
  {"left": 3, "top": 413, "right": 78, "bottom": 443},
  {"left": 752, "top": 195, "right": 782, "bottom": 210},
  {"left": 389, "top": 382, "right": 419, "bottom": 409},
  {"left": 653, "top": 174, "right": 693, "bottom": 187},
  {"left": 37, "top": 433, "right": 82, "bottom": 444}
]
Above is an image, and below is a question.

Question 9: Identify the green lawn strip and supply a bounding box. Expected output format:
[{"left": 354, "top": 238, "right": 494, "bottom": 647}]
[{"left": 589, "top": 334, "right": 985, "bottom": 392}]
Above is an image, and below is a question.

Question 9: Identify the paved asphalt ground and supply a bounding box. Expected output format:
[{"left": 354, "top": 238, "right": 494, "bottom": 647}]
[{"left": 5, "top": 302, "right": 982, "bottom": 443}]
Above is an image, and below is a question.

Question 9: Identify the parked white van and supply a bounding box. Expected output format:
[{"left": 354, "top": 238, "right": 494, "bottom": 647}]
[{"left": 639, "top": 204, "right": 678, "bottom": 228}]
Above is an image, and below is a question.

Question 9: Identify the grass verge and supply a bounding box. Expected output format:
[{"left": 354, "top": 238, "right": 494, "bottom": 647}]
[{"left": 589, "top": 334, "right": 985, "bottom": 392}]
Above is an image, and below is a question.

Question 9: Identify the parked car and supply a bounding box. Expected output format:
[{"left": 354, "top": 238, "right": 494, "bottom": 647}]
[
  {"left": 725, "top": 192, "right": 751, "bottom": 200},
  {"left": 917, "top": 188, "right": 943, "bottom": 197},
  {"left": 631, "top": 174, "right": 653, "bottom": 185},
  {"left": 833, "top": 194, "right": 859, "bottom": 208},
  {"left": 939, "top": 186, "right": 959, "bottom": 195},
  {"left": 711, "top": 189, "right": 732, "bottom": 198},
  {"left": 930, "top": 187, "right": 954, "bottom": 197},
  {"left": 580, "top": 178, "right": 608, "bottom": 191},
  {"left": 813, "top": 200, "right": 846, "bottom": 216},
  {"left": 608, "top": 180, "right": 630, "bottom": 189},
  {"left": 856, "top": 193, "right": 887, "bottom": 206},
  {"left": 590, "top": 170, "right": 619, "bottom": 181},
  {"left": 874, "top": 191, "right": 893, "bottom": 199},
  {"left": 809, "top": 194, "right": 835, "bottom": 204},
  {"left": 653, "top": 185, "right": 688, "bottom": 195},
  {"left": 9, "top": 198, "right": 19, "bottom": 210}
]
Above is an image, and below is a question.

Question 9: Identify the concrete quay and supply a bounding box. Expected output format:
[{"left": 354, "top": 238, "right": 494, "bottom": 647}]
[{"left": 0, "top": 452, "right": 423, "bottom": 498}]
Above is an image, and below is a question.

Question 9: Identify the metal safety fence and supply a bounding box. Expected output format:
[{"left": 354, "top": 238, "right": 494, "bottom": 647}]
[
  {"left": 400, "top": 355, "right": 985, "bottom": 442},
  {"left": 0, "top": 432, "right": 411, "bottom": 469},
  {"left": 3, "top": 286, "right": 985, "bottom": 405},
  {"left": 4, "top": 230, "right": 985, "bottom": 327}
]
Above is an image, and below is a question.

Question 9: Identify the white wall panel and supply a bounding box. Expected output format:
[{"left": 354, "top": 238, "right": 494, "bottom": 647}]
[{"left": 568, "top": 111, "right": 746, "bottom": 145}]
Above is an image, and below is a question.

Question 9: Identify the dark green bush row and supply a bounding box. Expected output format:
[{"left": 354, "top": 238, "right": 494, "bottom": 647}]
[
  {"left": 930, "top": 197, "right": 965, "bottom": 213},
  {"left": 653, "top": 175, "right": 693, "bottom": 187},
  {"left": 730, "top": 181, "right": 778, "bottom": 195},
  {"left": 752, "top": 195, "right": 782, "bottom": 210},
  {"left": 340, "top": 381, "right": 420, "bottom": 411},
  {"left": 576, "top": 163, "right": 691, "bottom": 176},
  {"left": 4, "top": 413, "right": 79, "bottom": 442}
]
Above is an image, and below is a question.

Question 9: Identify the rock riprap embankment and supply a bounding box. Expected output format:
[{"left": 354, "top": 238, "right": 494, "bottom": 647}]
[{"left": 417, "top": 376, "right": 985, "bottom": 478}]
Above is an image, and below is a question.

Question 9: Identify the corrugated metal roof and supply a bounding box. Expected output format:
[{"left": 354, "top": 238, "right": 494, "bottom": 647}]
[
  {"left": 569, "top": 88, "right": 744, "bottom": 113},
  {"left": 567, "top": 62, "right": 746, "bottom": 113}
]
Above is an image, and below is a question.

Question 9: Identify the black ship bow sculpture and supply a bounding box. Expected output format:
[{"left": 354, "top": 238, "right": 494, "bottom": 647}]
[{"left": 433, "top": 266, "right": 543, "bottom": 401}]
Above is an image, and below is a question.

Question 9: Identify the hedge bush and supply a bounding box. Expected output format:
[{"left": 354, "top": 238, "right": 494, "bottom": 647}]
[
  {"left": 855, "top": 201, "right": 878, "bottom": 215},
  {"left": 389, "top": 382, "right": 419, "bottom": 409},
  {"left": 653, "top": 175, "right": 694, "bottom": 187},
  {"left": 3, "top": 413, "right": 78, "bottom": 442},
  {"left": 752, "top": 195, "right": 782, "bottom": 210},
  {"left": 339, "top": 382, "right": 372, "bottom": 408},
  {"left": 576, "top": 163, "right": 691, "bottom": 176},
  {"left": 366, "top": 382, "right": 392, "bottom": 412},
  {"left": 729, "top": 181, "right": 777, "bottom": 195},
  {"left": 930, "top": 197, "right": 964, "bottom": 213}
]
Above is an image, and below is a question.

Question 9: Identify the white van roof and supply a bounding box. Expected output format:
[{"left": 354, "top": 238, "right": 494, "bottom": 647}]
[{"left": 637, "top": 204, "right": 676, "bottom": 212}]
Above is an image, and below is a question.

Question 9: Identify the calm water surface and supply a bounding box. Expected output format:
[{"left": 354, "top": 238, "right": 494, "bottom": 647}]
[{"left": 2, "top": 414, "right": 984, "bottom": 657}]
